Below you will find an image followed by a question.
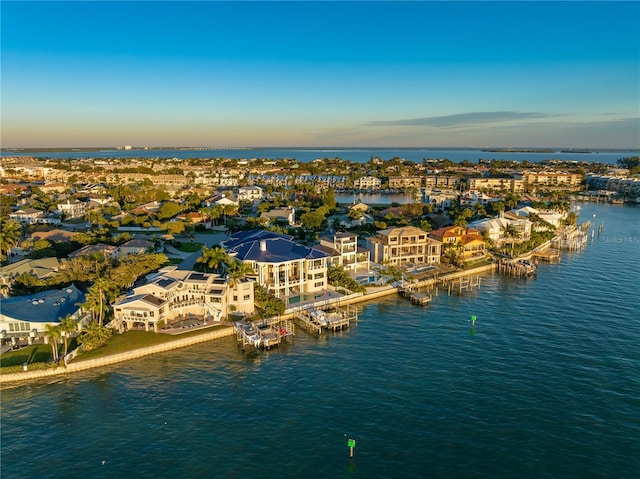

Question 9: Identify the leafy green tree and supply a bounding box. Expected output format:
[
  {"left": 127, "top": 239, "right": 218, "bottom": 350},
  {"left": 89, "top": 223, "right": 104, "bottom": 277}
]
[
  {"left": 10, "top": 272, "right": 46, "bottom": 296},
  {"left": 157, "top": 202, "right": 183, "bottom": 220},
  {"left": 323, "top": 188, "right": 337, "bottom": 210},
  {"left": 253, "top": 284, "right": 285, "bottom": 318},
  {"left": 453, "top": 209, "right": 473, "bottom": 227},
  {"left": 617, "top": 156, "right": 640, "bottom": 170},
  {"left": 379, "top": 264, "right": 404, "bottom": 282},
  {"left": 227, "top": 259, "right": 255, "bottom": 284},
  {"left": 418, "top": 219, "right": 432, "bottom": 232},
  {"left": 222, "top": 204, "right": 237, "bottom": 224},
  {"left": 348, "top": 208, "right": 363, "bottom": 222},
  {"left": 488, "top": 201, "right": 505, "bottom": 216},
  {"left": 473, "top": 203, "right": 487, "bottom": 219},
  {"left": 164, "top": 220, "right": 187, "bottom": 235},
  {"left": 300, "top": 207, "right": 327, "bottom": 230},
  {"left": 442, "top": 243, "right": 464, "bottom": 267},
  {"left": 327, "top": 265, "right": 366, "bottom": 293},
  {"left": 563, "top": 211, "right": 578, "bottom": 226},
  {"left": 374, "top": 220, "right": 387, "bottom": 230}
]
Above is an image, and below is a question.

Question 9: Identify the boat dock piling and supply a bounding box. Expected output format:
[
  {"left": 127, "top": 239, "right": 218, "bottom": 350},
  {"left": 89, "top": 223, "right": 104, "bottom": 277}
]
[
  {"left": 294, "top": 310, "right": 323, "bottom": 334},
  {"left": 552, "top": 223, "right": 589, "bottom": 251},
  {"left": 497, "top": 259, "right": 538, "bottom": 278},
  {"left": 442, "top": 274, "right": 482, "bottom": 295}
]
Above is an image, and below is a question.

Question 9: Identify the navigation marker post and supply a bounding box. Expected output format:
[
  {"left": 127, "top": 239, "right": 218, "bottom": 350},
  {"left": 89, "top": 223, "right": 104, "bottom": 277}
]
[
  {"left": 471, "top": 315, "right": 476, "bottom": 327},
  {"left": 348, "top": 438, "right": 356, "bottom": 458}
]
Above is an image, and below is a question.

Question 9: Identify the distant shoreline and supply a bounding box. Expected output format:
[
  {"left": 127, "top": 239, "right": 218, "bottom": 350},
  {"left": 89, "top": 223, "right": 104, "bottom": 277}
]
[{"left": 3, "top": 146, "right": 638, "bottom": 154}]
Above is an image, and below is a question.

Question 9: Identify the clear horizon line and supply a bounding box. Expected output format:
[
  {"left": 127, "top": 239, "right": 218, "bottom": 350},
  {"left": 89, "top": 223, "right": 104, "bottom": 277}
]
[{"left": 3, "top": 145, "right": 639, "bottom": 151}]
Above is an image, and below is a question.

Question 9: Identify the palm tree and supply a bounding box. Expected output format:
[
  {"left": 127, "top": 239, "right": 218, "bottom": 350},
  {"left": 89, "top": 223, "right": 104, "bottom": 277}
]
[
  {"left": 77, "top": 321, "right": 112, "bottom": 352},
  {"left": 563, "top": 211, "right": 578, "bottom": 226},
  {"left": 226, "top": 259, "right": 255, "bottom": 317},
  {"left": 222, "top": 204, "right": 237, "bottom": 224},
  {"left": 84, "top": 278, "right": 116, "bottom": 326},
  {"left": 227, "top": 259, "right": 255, "bottom": 286},
  {"left": 44, "top": 323, "right": 61, "bottom": 362},
  {"left": 0, "top": 219, "right": 22, "bottom": 262},
  {"left": 197, "top": 246, "right": 229, "bottom": 274},
  {"left": 59, "top": 315, "right": 78, "bottom": 356},
  {"left": 501, "top": 224, "right": 521, "bottom": 255},
  {"left": 209, "top": 205, "right": 223, "bottom": 225}
]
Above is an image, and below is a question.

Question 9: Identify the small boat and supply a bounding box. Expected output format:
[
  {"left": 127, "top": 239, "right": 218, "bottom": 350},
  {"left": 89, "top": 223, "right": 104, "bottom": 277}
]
[
  {"left": 243, "top": 324, "right": 261, "bottom": 347},
  {"left": 309, "top": 309, "right": 328, "bottom": 326}
]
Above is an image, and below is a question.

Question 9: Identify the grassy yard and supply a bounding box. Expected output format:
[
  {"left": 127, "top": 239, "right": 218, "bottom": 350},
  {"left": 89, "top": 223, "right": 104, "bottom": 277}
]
[
  {"left": 73, "top": 325, "right": 229, "bottom": 362},
  {"left": 174, "top": 241, "right": 204, "bottom": 253},
  {"left": 463, "top": 257, "right": 493, "bottom": 269},
  {"left": 1, "top": 344, "right": 55, "bottom": 368},
  {"left": 0, "top": 325, "right": 230, "bottom": 373}
]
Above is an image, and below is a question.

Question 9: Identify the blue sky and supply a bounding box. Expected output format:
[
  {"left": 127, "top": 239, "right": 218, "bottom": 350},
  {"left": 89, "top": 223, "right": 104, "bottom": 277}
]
[{"left": 2, "top": 1, "right": 638, "bottom": 148}]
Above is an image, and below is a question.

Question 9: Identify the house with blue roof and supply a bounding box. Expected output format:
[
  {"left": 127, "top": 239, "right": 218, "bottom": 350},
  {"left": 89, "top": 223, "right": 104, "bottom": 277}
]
[
  {"left": 223, "top": 230, "right": 329, "bottom": 300},
  {"left": 0, "top": 285, "right": 89, "bottom": 347}
]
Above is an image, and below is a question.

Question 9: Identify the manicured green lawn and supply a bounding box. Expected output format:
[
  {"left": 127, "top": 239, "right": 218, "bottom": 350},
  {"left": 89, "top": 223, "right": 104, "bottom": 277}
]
[
  {"left": 174, "top": 241, "right": 204, "bottom": 252},
  {"left": 463, "top": 257, "right": 493, "bottom": 269},
  {"left": 0, "top": 325, "right": 230, "bottom": 373},
  {"left": 1, "top": 344, "right": 54, "bottom": 368},
  {"left": 73, "top": 325, "right": 229, "bottom": 362}
]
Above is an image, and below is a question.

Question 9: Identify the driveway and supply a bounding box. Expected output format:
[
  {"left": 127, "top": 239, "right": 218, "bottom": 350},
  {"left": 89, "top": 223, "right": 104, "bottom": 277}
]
[{"left": 175, "top": 232, "right": 229, "bottom": 270}]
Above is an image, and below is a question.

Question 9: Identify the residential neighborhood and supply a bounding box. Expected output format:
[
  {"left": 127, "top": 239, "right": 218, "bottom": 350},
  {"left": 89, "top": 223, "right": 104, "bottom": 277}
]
[{"left": 0, "top": 153, "right": 637, "bottom": 364}]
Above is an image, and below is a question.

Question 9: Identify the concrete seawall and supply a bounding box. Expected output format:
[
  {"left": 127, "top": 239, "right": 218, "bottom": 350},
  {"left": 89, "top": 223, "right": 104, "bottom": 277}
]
[
  {"left": 1, "top": 264, "right": 496, "bottom": 385},
  {"left": 0, "top": 327, "right": 234, "bottom": 385}
]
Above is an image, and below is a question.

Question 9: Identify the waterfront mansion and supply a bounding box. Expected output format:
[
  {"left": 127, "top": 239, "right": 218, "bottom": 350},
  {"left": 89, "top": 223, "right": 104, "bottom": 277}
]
[
  {"left": 369, "top": 226, "right": 441, "bottom": 266},
  {"left": 111, "top": 269, "right": 255, "bottom": 332},
  {"left": 0, "top": 285, "right": 89, "bottom": 347},
  {"left": 221, "top": 230, "right": 329, "bottom": 300}
]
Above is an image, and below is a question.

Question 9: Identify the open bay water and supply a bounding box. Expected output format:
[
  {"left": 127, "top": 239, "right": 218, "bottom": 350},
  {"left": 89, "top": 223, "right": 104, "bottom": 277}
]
[
  {"left": 3, "top": 147, "right": 638, "bottom": 165},
  {"left": 1, "top": 202, "right": 639, "bottom": 479}
]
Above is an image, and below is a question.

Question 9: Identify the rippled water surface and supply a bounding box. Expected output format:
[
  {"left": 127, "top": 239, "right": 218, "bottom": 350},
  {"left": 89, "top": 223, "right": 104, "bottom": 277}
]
[{"left": 2, "top": 203, "right": 639, "bottom": 478}]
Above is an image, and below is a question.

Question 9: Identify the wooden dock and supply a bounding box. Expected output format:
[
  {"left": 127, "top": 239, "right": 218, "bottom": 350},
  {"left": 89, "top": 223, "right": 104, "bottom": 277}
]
[
  {"left": 234, "top": 318, "right": 294, "bottom": 350},
  {"left": 443, "top": 274, "right": 482, "bottom": 294},
  {"left": 552, "top": 224, "right": 589, "bottom": 251},
  {"left": 407, "top": 292, "right": 432, "bottom": 305},
  {"left": 294, "top": 310, "right": 323, "bottom": 334},
  {"left": 497, "top": 259, "right": 537, "bottom": 278},
  {"left": 293, "top": 305, "right": 358, "bottom": 334},
  {"left": 324, "top": 310, "right": 352, "bottom": 331},
  {"left": 532, "top": 249, "right": 560, "bottom": 263}
]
